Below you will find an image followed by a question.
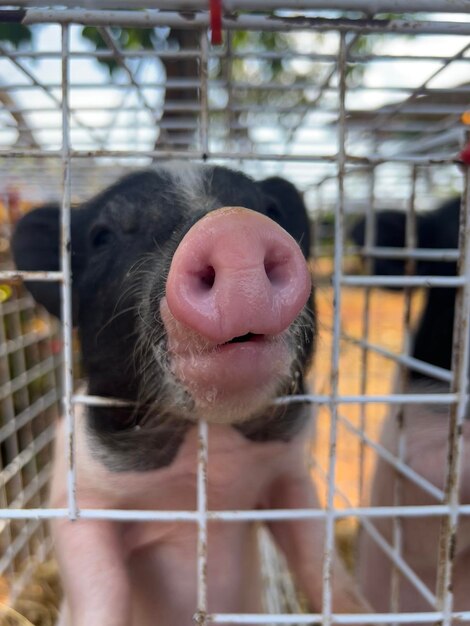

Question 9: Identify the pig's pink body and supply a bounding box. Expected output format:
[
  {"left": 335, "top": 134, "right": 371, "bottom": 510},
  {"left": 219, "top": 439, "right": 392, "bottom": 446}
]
[
  {"left": 51, "top": 406, "right": 324, "bottom": 626},
  {"left": 357, "top": 381, "right": 470, "bottom": 616}
]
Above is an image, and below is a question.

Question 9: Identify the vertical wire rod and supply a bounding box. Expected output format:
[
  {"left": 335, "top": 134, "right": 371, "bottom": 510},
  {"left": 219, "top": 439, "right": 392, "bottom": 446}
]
[
  {"left": 60, "top": 23, "right": 77, "bottom": 520},
  {"left": 322, "top": 30, "right": 348, "bottom": 626},
  {"left": 196, "top": 419, "right": 209, "bottom": 625},
  {"left": 358, "top": 165, "right": 375, "bottom": 506},
  {"left": 196, "top": 60, "right": 210, "bottom": 625},
  {"left": 437, "top": 138, "right": 470, "bottom": 626},
  {"left": 199, "top": 29, "right": 210, "bottom": 158}
]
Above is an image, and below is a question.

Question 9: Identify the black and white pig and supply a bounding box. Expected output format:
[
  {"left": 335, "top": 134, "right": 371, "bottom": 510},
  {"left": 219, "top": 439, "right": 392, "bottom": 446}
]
[
  {"left": 13, "top": 164, "right": 370, "bottom": 626},
  {"left": 351, "top": 197, "right": 470, "bottom": 615}
]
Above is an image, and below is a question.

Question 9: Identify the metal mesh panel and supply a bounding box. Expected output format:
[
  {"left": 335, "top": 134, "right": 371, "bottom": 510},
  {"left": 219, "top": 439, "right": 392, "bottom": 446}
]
[
  {"left": 0, "top": 189, "right": 61, "bottom": 599},
  {"left": 0, "top": 3, "right": 469, "bottom": 624}
]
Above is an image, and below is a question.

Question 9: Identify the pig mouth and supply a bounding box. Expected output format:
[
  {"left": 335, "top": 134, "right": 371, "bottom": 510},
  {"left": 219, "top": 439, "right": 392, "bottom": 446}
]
[
  {"left": 169, "top": 332, "right": 290, "bottom": 405},
  {"left": 222, "top": 332, "right": 263, "bottom": 345}
]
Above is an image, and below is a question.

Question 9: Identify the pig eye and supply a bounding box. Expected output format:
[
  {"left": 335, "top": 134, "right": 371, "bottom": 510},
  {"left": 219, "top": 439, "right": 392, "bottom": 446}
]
[{"left": 90, "top": 225, "right": 115, "bottom": 249}]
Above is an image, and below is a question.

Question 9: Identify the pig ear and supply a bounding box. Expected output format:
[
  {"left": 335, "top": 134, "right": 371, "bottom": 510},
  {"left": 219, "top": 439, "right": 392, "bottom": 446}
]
[
  {"left": 257, "top": 176, "right": 311, "bottom": 259},
  {"left": 11, "top": 204, "right": 84, "bottom": 323}
]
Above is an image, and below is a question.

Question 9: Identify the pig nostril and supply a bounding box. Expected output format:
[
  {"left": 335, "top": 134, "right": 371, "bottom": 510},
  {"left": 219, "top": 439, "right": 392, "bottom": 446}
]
[
  {"left": 198, "top": 265, "right": 216, "bottom": 290},
  {"left": 264, "top": 258, "right": 288, "bottom": 287}
]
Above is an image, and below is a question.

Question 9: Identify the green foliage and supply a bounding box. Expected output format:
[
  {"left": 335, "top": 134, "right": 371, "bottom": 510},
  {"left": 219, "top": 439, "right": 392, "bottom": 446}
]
[
  {"left": 81, "top": 26, "right": 160, "bottom": 75},
  {"left": 224, "top": 30, "right": 325, "bottom": 112},
  {"left": 231, "top": 30, "right": 288, "bottom": 77},
  {"left": 0, "top": 23, "right": 32, "bottom": 48}
]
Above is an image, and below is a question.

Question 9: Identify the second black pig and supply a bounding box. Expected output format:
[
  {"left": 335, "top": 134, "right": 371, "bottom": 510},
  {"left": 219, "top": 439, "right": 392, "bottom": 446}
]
[{"left": 352, "top": 197, "right": 470, "bottom": 616}]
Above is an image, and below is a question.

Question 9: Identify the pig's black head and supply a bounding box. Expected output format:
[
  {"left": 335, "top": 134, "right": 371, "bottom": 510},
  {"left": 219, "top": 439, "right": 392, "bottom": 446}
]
[{"left": 13, "top": 164, "right": 315, "bottom": 470}]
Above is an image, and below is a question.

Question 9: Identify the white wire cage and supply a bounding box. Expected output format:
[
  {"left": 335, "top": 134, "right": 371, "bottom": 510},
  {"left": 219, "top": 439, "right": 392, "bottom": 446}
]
[{"left": 0, "top": 2, "right": 469, "bottom": 625}]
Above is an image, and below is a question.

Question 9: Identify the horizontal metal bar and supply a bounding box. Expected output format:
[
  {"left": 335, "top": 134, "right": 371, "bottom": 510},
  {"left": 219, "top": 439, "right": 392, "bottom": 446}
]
[
  {"left": 0, "top": 270, "right": 63, "bottom": 282},
  {"left": 356, "top": 246, "right": 460, "bottom": 262},
  {"left": 342, "top": 275, "right": 466, "bottom": 287},
  {"left": 207, "top": 505, "right": 470, "bottom": 520},
  {"left": 209, "top": 611, "right": 470, "bottom": 624},
  {"left": 13, "top": 9, "right": 470, "bottom": 36},
  {"left": 1, "top": 504, "right": 470, "bottom": 522},
  {"left": 1, "top": 119, "right": 464, "bottom": 141},
  {"left": 4, "top": 49, "right": 470, "bottom": 66},
  {"left": 71, "top": 391, "right": 461, "bottom": 409},
  {"left": 0, "top": 509, "right": 200, "bottom": 521},
  {"left": 1, "top": 120, "right": 199, "bottom": 133},
  {"left": 0, "top": 148, "right": 461, "bottom": 166},
  {"left": 0, "top": 107, "right": 466, "bottom": 127},
  {"left": 3, "top": 100, "right": 467, "bottom": 118},
  {"left": 2, "top": 48, "right": 205, "bottom": 60},
  {"left": 275, "top": 392, "right": 460, "bottom": 404},
  {"left": 0, "top": 148, "right": 334, "bottom": 162},
  {"left": 9, "top": 101, "right": 463, "bottom": 118},
  {"left": 71, "top": 389, "right": 463, "bottom": 412},
  {"left": 73, "top": 393, "right": 133, "bottom": 407},
  {"left": 2, "top": 0, "right": 470, "bottom": 13},
  {"left": 5, "top": 79, "right": 202, "bottom": 92},
  {"left": 5, "top": 80, "right": 470, "bottom": 94},
  {"left": 243, "top": 104, "right": 466, "bottom": 116},
  {"left": 223, "top": 0, "right": 470, "bottom": 12}
]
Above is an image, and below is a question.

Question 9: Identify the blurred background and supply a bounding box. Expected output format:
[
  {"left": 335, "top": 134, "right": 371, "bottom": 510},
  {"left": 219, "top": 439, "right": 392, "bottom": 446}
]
[{"left": 0, "top": 3, "right": 469, "bottom": 624}]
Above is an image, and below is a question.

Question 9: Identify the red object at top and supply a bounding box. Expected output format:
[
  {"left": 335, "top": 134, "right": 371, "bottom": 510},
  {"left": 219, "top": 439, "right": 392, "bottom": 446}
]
[
  {"left": 210, "top": 0, "right": 222, "bottom": 45},
  {"left": 459, "top": 143, "right": 470, "bottom": 166}
]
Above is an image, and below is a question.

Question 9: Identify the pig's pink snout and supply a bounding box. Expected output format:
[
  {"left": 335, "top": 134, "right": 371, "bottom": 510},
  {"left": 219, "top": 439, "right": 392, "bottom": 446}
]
[{"left": 165, "top": 207, "right": 311, "bottom": 344}]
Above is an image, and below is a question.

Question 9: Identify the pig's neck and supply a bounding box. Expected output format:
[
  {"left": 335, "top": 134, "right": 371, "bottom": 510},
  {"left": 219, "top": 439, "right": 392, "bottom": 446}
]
[
  {"left": 84, "top": 372, "right": 192, "bottom": 472},
  {"left": 83, "top": 379, "right": 311, "bottom": 473},
  {"left": 235, "top": 380, "right": 311, "bottom": 442}
]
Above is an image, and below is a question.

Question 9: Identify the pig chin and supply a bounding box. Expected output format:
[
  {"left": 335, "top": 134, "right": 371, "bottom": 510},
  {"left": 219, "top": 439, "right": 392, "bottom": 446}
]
[
  {"left": 159, "top": 300, "right": 294, "bottom": 425},
  {"left": 170, "top": 346, "right": 293, "bottom": 425}
]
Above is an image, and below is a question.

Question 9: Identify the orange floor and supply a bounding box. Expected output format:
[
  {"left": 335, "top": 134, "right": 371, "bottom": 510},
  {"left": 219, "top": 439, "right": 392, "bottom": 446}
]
[{"left": 309, "top": 282, "right": 422, "bottom": 509}]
